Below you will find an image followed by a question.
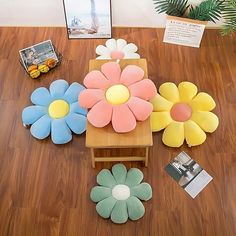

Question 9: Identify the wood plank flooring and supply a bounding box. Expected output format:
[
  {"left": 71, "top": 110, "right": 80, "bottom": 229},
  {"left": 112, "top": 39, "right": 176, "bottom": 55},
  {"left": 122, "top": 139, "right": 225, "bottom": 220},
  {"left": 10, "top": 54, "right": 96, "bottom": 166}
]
[{"left": 0, "top": 27, "right": 236, "bottom": 236}]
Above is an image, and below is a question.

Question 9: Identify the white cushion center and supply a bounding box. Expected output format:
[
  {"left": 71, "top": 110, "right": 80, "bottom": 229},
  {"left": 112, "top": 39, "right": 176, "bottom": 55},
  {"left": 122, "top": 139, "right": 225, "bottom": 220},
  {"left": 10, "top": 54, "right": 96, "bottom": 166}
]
[{"left": 112, "top": 184, "right": 130, "bottom": 200}]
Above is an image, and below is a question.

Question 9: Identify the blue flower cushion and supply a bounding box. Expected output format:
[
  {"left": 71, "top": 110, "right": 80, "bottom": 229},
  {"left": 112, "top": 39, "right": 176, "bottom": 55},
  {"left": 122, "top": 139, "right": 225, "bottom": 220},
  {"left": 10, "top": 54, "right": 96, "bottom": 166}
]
[{"left": 22, "top": 79, "right": 87, "bottom": 144}]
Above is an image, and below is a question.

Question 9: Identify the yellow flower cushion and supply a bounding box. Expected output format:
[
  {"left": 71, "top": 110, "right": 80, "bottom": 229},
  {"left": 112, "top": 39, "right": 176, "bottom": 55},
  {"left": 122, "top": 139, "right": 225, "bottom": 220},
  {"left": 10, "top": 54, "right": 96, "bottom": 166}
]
[{"left": 150, "top": 82, "right": 219, "bottom": 147}]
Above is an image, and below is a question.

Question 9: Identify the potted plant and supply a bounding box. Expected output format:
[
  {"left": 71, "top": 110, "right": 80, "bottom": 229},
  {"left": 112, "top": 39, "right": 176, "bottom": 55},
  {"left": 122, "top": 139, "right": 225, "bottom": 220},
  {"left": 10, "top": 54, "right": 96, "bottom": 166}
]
[
  {"left": 153, "top": 0, "right": 225, "bottom": 47},
  {"left": 153, "top": 0, "right": 224, "bottom": 22}
]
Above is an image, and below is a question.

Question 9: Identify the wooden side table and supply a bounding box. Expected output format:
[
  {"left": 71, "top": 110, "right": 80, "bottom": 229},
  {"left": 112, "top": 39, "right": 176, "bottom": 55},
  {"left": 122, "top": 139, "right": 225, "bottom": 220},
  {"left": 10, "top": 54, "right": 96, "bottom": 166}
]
[{"left": 85, "top": 59, "right": 153, "bottom": 168}]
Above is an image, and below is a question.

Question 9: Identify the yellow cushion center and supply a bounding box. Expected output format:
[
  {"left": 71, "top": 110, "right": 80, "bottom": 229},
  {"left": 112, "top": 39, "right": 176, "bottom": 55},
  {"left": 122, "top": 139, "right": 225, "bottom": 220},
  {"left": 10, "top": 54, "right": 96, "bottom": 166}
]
[
  {"left": 48, "top": 99, "right": 69, "bottom": 119},
  {"left": 105, "top": 84, "right": 130, "bottom": 105}
]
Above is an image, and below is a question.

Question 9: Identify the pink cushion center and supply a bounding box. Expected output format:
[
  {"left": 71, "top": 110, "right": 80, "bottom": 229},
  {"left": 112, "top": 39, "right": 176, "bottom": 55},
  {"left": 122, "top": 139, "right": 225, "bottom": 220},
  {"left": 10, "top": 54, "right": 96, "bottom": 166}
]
[
  {"left": 170, "top": 103, "right": 192, "bottom": 122},
  {"left": 111, "top": 50, "right": 125, "bottom": 59}
]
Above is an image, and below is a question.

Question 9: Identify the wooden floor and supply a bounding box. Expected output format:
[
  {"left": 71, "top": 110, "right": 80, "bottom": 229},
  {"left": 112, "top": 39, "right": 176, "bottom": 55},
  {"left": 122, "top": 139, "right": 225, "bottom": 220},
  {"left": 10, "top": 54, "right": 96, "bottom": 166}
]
[{"left": 0, "top": 27, "right": 236, "bottom": 236}]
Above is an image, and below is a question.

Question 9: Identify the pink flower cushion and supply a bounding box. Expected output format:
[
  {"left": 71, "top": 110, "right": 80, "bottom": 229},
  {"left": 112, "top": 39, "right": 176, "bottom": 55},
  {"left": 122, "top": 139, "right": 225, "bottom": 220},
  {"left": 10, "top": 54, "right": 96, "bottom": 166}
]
[{"left": 79, "top": 62, "right": 157, "bottom": 133}]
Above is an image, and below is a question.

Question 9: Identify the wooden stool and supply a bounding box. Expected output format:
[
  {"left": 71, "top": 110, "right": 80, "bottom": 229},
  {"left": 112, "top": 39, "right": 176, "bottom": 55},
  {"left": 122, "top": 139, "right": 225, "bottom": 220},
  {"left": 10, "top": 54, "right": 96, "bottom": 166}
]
[
  {"left": 85, "top": 59, "right": 153, "bottom": 167},
  {"left": 86, "top": 119, "right": 153, "bottom": 167}
]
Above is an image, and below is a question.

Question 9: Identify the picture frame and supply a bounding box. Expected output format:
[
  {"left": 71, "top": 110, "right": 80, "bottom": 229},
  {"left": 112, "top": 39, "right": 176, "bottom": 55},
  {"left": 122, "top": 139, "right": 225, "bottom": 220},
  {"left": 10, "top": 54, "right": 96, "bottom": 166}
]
[{"left": 62, "top": 0, "right": 112, "bottom": 39}]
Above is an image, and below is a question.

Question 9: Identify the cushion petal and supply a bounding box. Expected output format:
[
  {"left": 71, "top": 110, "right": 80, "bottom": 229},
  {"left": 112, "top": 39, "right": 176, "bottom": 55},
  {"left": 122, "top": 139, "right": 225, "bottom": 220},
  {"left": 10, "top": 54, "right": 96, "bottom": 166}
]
[
  {"left": 127, "top": 97, "right": 153, "bottom": 121},
  {"left": 63, "top": 82, "right": 85, "bottom": 104},
  {"left": 122, "top": 43, "right": 138, "bottom": 53},
  {"left": 101, "top": 62, "right": 121, "bottom": 83},
  {"left": 70, "top": 102, "right": 87, "bottom": 116},
  {"left": 97, "top": 169, "right": 117, "bottom": 188},
  {"left": 124, "top": 52, "right": 140, "bottom": 59},
  {"left": 111, "top": 200, "right": 128, "bottom": 224},
  {"left": 126, "top": 196, "right": 145, "bottom": 221},
  {"left": 96, "top": 196, "right": 117, "bottom": 219},
  {"left": 125, "top": 168, "right": 143, "bottom": 187},
  {"left": 120, "top": 65, "right": 144, "bottom": 86},
  {"left": 87, "top": 100, "right": 112, "bottom": 127},
  {"left": 96, "top": 55, "right": 111, "bottom": 60},
  {"left": 191, "top": 111, "right": 219, "bottom": 133},
  {"left": 117, "top": 39, "right": 127, "bottom": 50},
  {"left": 150, "top": 94, "right": 173, "bottom": 112},
  {"left": 30, "top": 115, "right": 51, "bottom": 139},
  {"left": 78, "top": 89, "right": 105, "bottom": 109},
  {"left": 84, "top": 70, "right": 111, "bottom": 90},
  {"left": 105, "top": 38, "right": 117, "bottom": 51},
  {"left": 31, "top": 87, "right": 52, "bottom": 106},
  {"left": 129, "top": 79, "right": 157, "bottom": 101},
  {"left": 178, "top": 81, "right": 198, "bottom": 102},
  {"left": 112, "top": 164, "right": 127, "bottom": 184},
  {"left": 112, "top": 104, "right": 136, "bottom": 133},
  {"left": 150, "top": 111, "right": 172, "bottom": 132},
  {"left": 96, "top": 45, "right": 111, "bottom": 56},
  {"left": 130, "top": 183, "right": 152, "bottom": 201},
  {"left": 159, "top": 82, "right": 180, "bottom": 103},
  {"left": 162, "top": 121, "right": 184, "bottom": 147},
  {"left": 22, "top": 105, "right": 47, "bottom": 125},
  {"left": 90, "top": 186, "right": 112, "bottom": 202},
  {"left": 190, "top": 92, "right": 216, "bottom": 111},
  {"left": 51, "top": 119, "right": 72, "bottom": 144},
  {"left": 49, "top": 79, "right": 69, "bottom": 99},
  {"left": 184, "top": 120, "right": 207, "bottom": 146},
  {"left": 65, "top": 113, "right": 86, "bottom": 134}
]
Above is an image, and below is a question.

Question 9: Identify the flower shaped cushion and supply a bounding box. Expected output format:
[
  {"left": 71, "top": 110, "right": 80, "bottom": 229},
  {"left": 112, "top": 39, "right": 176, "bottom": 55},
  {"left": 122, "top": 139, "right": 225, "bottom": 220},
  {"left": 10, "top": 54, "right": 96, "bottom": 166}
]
[
  {"left": 78, "top": 62, "right": 157, "bottom": 133},
  {"left": 150, "top": 82, "right": 219, "bottom": 147},
  {"left": 96, "top": 39, "right": 140, "bottom": 60},
  {"left": 22, "top": 79, "right": 87, "bottom": 144},
  {"left": 90, "top": 164, "right": 152, "bottom": 224}
]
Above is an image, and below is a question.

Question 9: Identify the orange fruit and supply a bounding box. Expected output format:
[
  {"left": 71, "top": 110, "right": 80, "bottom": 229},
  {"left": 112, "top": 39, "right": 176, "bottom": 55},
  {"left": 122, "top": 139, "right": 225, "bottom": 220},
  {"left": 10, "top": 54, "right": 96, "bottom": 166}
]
[
  {"left": 27, "top": 65, "right": 38, "bottom": 73},
  {"left": 30, "top": 69, "right": 40, "bottom": 79},
  {"left": 45, "top": 58, "right": 57, "bottom": 68}
]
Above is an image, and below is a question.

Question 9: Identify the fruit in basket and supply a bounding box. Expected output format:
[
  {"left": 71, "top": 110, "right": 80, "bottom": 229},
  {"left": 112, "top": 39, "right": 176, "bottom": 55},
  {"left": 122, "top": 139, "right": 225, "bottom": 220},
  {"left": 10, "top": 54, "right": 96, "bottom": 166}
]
[
  {"left": 45, "top": 58, "right": 57, "bottom": 68},
  {"left": 27, "top": 65, "right": 38, "bottom": 73},
  {"left": 29, "top": 69, "right": 40, "bottom": 79},
  {"left": 38, "top": 64, "right": 50, "bottom": 73}
]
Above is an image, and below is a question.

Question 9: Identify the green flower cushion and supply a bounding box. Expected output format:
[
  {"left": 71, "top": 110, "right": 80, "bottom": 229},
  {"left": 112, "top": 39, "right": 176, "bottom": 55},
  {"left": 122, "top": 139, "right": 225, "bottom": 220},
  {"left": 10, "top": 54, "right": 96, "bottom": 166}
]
[{"left": 90, "top": 163, "right": 152, "bottom": 224}]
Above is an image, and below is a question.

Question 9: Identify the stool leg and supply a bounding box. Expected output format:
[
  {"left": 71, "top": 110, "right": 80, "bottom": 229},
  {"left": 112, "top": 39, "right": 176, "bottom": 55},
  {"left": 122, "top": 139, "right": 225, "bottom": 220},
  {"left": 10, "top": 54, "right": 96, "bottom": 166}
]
[
  {"left": 145, "top": 147, "right": 149, "bottom": 167},
  {"left": 91, "top": 148, "right": 95, "bottom": 168}
]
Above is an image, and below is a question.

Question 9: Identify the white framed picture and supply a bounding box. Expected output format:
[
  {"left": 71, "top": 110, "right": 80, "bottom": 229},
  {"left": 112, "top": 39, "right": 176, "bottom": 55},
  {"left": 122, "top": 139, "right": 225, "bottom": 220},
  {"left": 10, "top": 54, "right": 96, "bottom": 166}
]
[{"left": 63, "top": 0, "right": 112, "bottom": 39}]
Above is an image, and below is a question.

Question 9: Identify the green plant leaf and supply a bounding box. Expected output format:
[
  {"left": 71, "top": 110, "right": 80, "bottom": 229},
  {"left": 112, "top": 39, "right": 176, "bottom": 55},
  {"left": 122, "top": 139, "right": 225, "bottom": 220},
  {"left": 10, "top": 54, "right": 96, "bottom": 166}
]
[
  {"left": 153, "top": 0, "right": 189, "bottom": 16},
  {"left": 188, "top": 0, "right": 224, "bottom": 23},
  {"left": 221, "top": 22, "right": 236, "bottom": 35},
  {"left": 221, "top": 0, "right": 236, "bottom": 35}
]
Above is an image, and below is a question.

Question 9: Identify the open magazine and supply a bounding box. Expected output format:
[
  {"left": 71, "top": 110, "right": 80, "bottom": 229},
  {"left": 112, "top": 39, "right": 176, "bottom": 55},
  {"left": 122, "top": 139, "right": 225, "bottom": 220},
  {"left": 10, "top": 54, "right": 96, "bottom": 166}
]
[{"left": 165, "top": 151, "right": 213, "bottom": 198}]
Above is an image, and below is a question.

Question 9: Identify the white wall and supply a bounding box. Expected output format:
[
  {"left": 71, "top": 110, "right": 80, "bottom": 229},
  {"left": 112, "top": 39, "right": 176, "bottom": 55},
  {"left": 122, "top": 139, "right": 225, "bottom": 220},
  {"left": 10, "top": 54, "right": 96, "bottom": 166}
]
[{"left": 0, "top": 0, "right": 222, "bottom": 27}]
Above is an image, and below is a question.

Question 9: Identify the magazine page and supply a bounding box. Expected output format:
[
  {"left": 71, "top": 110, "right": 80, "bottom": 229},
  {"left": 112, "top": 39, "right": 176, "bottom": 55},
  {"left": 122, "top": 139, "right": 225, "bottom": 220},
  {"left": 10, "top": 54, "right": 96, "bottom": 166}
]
[{"left": 165, "top": 151, "right": 213, "bottom": 198}]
